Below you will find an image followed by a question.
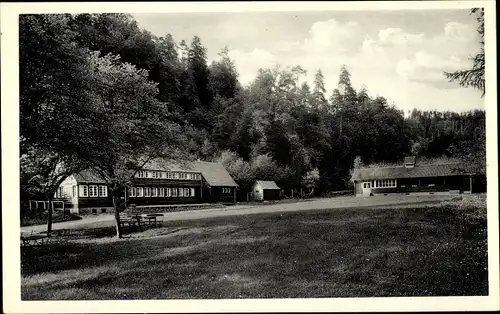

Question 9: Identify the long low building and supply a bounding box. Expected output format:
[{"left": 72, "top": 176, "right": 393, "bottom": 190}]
[
  {"left": 351, "top": 156, "right": 478, "bottom": 197},
  {"left": 53, "top": 160, "right": 238, "bottom": 214}
]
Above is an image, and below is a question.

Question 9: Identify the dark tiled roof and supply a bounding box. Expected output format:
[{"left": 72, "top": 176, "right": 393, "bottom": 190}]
[
  {"left": 192, "top": 161, "right": 239, "bottom": 187},
  {"left": 351, "top": 162, "right": 473, "bottom": 181},
  {"left": 73, "top": 160, "right": 238, "bottom": 187},
  {"left": 142, "top": 159, "right": 199, "bottom": 172},
  {"left": 256, "top": 180, "right": 280, "bottom": 189},
  {"left": 73, "top": 169, "right": 106, "bottom": 183}
]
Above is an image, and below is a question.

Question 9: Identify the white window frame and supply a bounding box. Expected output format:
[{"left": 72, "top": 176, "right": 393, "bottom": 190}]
[
  {"left": 159, "top": 187, "right": 165, "bottom": 197},
  {"left": 79, "top": 185, "right": 88, "bottom": 197},
  {"left": 88, "top": 185, "right": 98, "bottom": 197},
  {"left": 144, "top": 187, "right": 151, "bottom": 197},
  {"left": 152, "top": 187, "right": 158, "bottom": 197},
  {"left": 191, "top": 188, "right": 195, "bottom": 197},
  {"left": 137, "top": 187, "right": 144, "bottom": 197},
  {"left": 184, "top": 188, "right": 190, "bottom": 197},
  {"left": 98, "top": 186, "right": 108, "bottom": 197},
  {"left": 166, "top": 188, "right": 171, "bottom": 197},
  {"left": 172, "top": 188, "right": 178, "bottom": 197},
  {"left": 128, "top": 187, "right": 136, "bottom": 197},
  {"left": 179, "top": 188, "right": 184, "bottom": 197}
]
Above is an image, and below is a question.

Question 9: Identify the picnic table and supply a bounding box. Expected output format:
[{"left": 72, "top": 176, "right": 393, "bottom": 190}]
[{"left": 139, "top": 213, "right": 163, "bottom": 228}]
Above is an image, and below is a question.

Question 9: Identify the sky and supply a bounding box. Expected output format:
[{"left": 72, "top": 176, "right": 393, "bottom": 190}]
[{"left": 132, "top": 10, "right": 484, "bottom": 113}]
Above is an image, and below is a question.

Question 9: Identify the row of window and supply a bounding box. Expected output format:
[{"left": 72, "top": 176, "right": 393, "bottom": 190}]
[
  {"left": 136, "top": 171, "right": 202, "bottom": 180},
  {"left": 128, "top": 187, "right": 195, "bottom": 198},
  {"left": 54, "top": 185, "right": 108, "bottom": 198},
  {"left": 78, "top": 185, "right": 108, "bottom": 197},
  {"left": 373, "top": 180, "right": 397, "bottom": 188}
]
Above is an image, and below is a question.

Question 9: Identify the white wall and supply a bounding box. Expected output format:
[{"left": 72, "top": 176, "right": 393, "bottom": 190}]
[
  {"left": 252, "top": 182, "right": 264, "bottom": 201},
  {"left": 57, "top": 175, "right": 79, "bottom": 213}
]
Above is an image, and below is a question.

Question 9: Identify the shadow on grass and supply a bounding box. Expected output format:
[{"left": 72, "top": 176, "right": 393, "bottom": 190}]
[{"left": 22, "top": 205, "right": 488, "bottom": 299}]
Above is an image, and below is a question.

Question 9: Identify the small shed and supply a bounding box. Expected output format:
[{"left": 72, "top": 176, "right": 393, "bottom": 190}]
[{"left": 252, "top": 180, "right": 281, "bottom": 201}]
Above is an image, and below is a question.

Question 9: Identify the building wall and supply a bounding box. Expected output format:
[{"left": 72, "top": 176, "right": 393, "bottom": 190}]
[
  {"left": 252, "top": 183, "right": 264, "bottom": 201},
  {"left": 203, "top": 186, "right": 236, "bottom": 204},
  {"left": 53, "top": 175, "right": 79, "bottom": 212},
  {"left": 355, "top": 175, "right": 472, "bottom": 197}
]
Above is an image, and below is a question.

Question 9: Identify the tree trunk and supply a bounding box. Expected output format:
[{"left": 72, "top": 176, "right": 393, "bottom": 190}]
[
  {"left": 112, "top": 192, "right": 123, "bottom": 239},
  {"left": 46, "top": 194, "right": 53, "bottom": 235}
]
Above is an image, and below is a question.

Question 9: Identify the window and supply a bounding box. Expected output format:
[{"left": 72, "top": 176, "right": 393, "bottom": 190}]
[
  {"left": 144, "top": 187, "right": 151, "bottom": 197},
  {"left": 98, "top": 186, "right": 108, "bottom": 197},
  {"left": 128, "top": 187, "right": 136, "bottom": 197},
  {"left": 159, "top": 187, "right": 165, "bottom": 197},
  {"left": 184, "top": 188, "right": 190, "bottom": 197},
  {"left": 137, "top": 171, "right": 146, "bottom": 178},
  {"left": 172, "top": 188, "right": 178, "bottom": 197},
  {"left": 166, "top": 188, "right": 171, "bottom": 197},
  {"left": 186, "top": 173, "right": 191, "bottom": 180},
  {"left": 89, "top": 185, "right": 98, "bottom": 197},
  {"left": 79, "top": 185, "right": 88, "bottom": 197},
  {"left": 375, "top": 179, "right": 396, "bottom": 188},
  {"left": 174, "top": 172, "right": 179, "bottom": 179},
  {"left": 179, "top": 188, "right": 184, "bottom": 197},
  {"left": 137, "top": 187, "right": 144, "bottom": 197},
  {"left": 54, "top": 187, "right": 64, "bottom": 198},
  {"left": 152, "top": 187, "right": 158, "bottom": 197},
  {"left": 222, "top": 187, "right": 231, "bottom": 194},
  {"left": 160, "top": 172, "right": 165, "bottom": 179},
  {"left": 191, "top": 188, "right": 195, "bottom": 197}
]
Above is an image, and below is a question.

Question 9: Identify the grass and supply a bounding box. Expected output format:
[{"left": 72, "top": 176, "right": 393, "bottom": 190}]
[
  {"left": 21, "top": 196, "right": 488, "bottom": 299},
  {"left": 21, "top": 211, "right": 82, "bottom": 227}
]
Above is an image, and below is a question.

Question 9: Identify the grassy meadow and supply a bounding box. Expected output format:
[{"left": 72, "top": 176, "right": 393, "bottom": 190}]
[{"left": 21, "top": 195, "right": 488, "bottom": 299}]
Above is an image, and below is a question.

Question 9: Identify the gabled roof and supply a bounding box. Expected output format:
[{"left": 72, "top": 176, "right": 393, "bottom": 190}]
[
  {"left": 255, "top": 180, "right": 280, "bottom": 190},
  {"left": 142, "top": 159, "right": 200, "bottom": 172},
  {"left": 73, "top": 169, "right": 106, "bottom": 183},
  {"left": 193, "top": 161, "right": 239, "bottom": 187},
  {"left": 72, "top": 160, "right": 238, "bottom": 187},
  {"left": 351, "top": 162, "right": 473, "bottom": 182}
]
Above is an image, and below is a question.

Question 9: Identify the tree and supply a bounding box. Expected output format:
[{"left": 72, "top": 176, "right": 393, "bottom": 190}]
[
  {"left": 209, "top": 46, "right": 240, "bottom": 100},
  {"left": 444, "top": 8, "right": 485, "bottom": 96},
  {"left": 312, "top": 69, "right": 328, "bottom": 111},
  {"left": 19, "top": 14, "right": 98, "bottom": 233},
  {"left": 79, "top": 52, "right": 189, "bottom": 238},
  {"left": 302, "top": 168, "right": 320, "bottom": 196},
  {"left": 21, "top": 148, "right": 88, "bottom": 233}
]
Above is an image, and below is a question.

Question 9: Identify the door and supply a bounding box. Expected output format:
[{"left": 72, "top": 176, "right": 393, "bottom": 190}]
[{"left": 362, "top": 181, "right": 371, "bottom": 196}]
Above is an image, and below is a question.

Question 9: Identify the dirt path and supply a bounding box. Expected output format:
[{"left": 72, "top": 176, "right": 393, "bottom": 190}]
[{"left": 21, "top": 194, "right": 454, "bottom": 234}]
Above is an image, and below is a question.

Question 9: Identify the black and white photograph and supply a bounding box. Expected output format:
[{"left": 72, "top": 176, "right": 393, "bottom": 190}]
[{"left": 1, "top": 1, "right": 498, "bottom": 313}]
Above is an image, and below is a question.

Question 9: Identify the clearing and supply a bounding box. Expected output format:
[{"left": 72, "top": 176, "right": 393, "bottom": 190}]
[{"left": 21, "top": 195, "right": 488, "bottom": 299}]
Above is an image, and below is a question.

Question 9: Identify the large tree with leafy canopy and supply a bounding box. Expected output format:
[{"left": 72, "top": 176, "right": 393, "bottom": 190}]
[
  {"left": 78, "top": 52, "right": 191, "bottom": 238},
  {"left": 19, "top": 14, "right": 97, "bottom": 233}
]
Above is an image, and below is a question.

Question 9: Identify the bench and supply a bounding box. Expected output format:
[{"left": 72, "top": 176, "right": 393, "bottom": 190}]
[
  {"left": 119, "top": 212, "right": 146, "bottom": 230},
  {"left": 21, "top": 232, "right": 49, "bottom": 247}
]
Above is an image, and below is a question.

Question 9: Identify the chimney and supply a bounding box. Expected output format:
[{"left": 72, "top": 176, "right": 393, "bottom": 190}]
[{"left": 404, "top": 156, "right": 416, "bottom": 169}]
